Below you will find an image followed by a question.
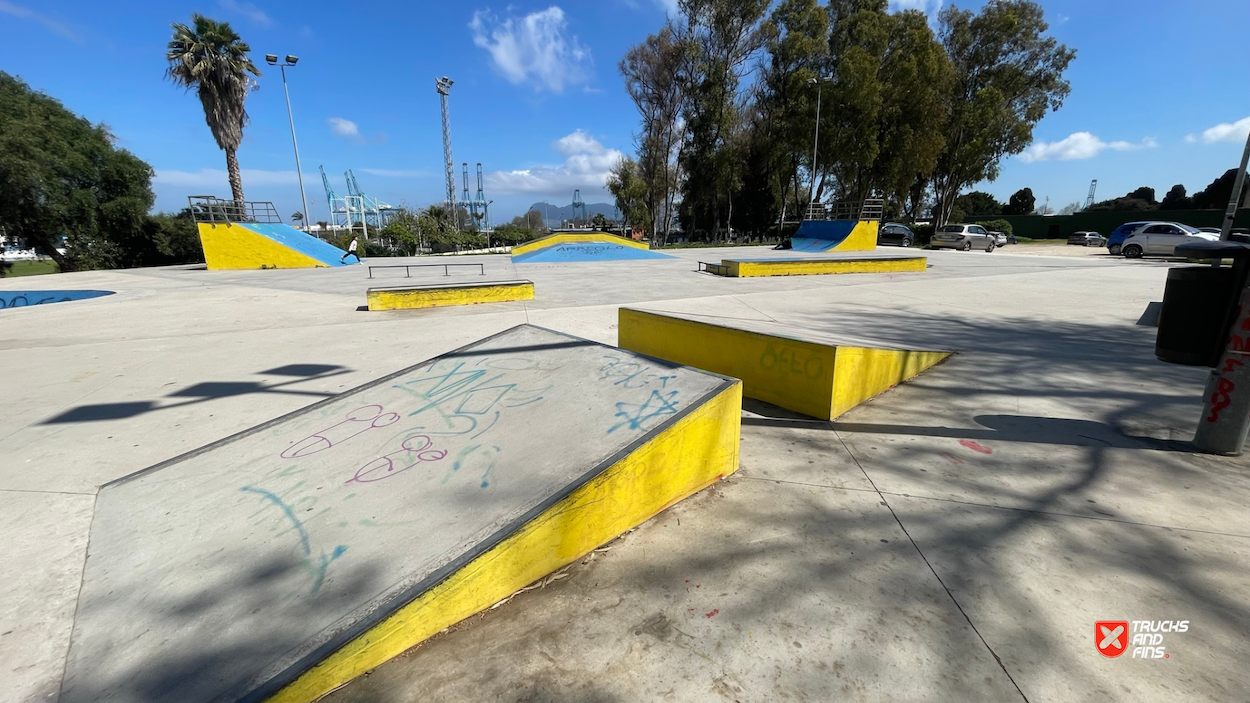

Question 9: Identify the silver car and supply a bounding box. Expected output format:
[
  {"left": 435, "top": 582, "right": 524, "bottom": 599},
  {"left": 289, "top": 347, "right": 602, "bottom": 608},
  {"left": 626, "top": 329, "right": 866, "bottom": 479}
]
[
  {"left": 1120, "top": 224, "right": 1217, "bottom": 258},
  {"left": 931, "top": 224, "right": 996, "bottom": 252}
]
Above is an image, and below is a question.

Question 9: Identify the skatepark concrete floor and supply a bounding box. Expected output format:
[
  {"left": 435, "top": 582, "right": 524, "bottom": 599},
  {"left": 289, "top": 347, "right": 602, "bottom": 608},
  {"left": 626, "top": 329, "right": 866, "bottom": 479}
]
[{"left": 1, "top": 246, "right": 1246, "bottom": 703}]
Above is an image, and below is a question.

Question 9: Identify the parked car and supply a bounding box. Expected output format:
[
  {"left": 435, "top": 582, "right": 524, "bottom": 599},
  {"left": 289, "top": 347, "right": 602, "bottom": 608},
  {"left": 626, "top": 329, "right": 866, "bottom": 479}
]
[
  {"left": 1067, "top": 231, "right": 1107, "bottom": 247},
  {"left": 930, "top": 224, "right": 996, "bottom": 252},
  {"left": 1105, "top": 221, "right": 1153, "bottom": 255},
  {"left": 1120, "top": 224, "right": 1218, "bottom": 258},
  {"left": 990, "top": 231, "right": 1008, "bottom": 246},
  {"left": 877, "top": 222, "right": 916, "bottom": 247},
  {"left": 1197, "top": 227, "right": 1222, "bottom": 235}
]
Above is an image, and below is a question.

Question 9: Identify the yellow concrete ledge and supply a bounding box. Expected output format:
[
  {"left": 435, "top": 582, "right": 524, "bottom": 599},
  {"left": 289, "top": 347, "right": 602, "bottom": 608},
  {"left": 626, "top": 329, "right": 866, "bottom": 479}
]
[
  {"left": 511, "top": 232, "right": 648, "bottom": 256},
  {"left": 618, "top": 308, "right": 950, "bottom": 420},
  {"left": 367, "top": 280, "right": 535, "bottom": 310},
  {"left": 265, "top": 380, "right": 741, "bottom": 703},
  {"left": 721, "top": 256, "right": 927, "bottom": 278}
]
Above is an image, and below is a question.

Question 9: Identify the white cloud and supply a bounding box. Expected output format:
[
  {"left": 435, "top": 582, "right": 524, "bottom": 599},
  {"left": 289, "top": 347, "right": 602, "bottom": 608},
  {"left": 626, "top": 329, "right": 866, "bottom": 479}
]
[
  {"left": 358, "top": 168, "right": 429, "bottom": 178},
  {"left": 154, "top": 168, "right": 310, "bottom": 188},
  {"left": 1018, "top": 132, "right": 1157, "bottom": 163},
  {"left": 888, "top": 0, "right": 942, "bottom": 14},
  {"left": 218, "top": 0, "right": 271, "bottom": 27},
  {"left": 327, "top": 117, "right": 360, "bottom": 138},
  {"left": 469, "top": 6, "right": 591, "bottom": 92},
  {"left": 485, "top": 129, "right": 622, "bottom": 195},
  {"left": 0, "top": 1, "right": 79, "bottom": 41},
  {"left": 1187, "top": 116, "right": 1250, "bottom": 145}
]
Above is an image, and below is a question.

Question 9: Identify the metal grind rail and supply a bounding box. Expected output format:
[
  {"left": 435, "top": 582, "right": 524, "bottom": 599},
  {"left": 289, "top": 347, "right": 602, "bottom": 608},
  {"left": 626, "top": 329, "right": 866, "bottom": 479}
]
[{"left": 367, "top": 263, "right": 486, "bottom": 279}]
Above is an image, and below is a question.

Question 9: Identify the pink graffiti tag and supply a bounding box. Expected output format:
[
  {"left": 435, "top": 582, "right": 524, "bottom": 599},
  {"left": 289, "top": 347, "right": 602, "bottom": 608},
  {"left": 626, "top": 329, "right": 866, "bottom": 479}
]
[
  {"left": 347, "top": 435, "right": 448, "bottom": 484},
  {"left": 281, "top": 405, "right": 399, "bottom": 459}
]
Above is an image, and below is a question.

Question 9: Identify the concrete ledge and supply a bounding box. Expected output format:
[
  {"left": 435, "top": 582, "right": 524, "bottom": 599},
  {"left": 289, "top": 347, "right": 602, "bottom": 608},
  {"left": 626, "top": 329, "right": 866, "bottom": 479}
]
[
  {"left": 366, "top": 280, "right": 535, "bottom": 310},
  {"left": 718, "top": 256, "right": 927, "bottom": 278},
  {"left": 618, "top": 308, "right": 950, "bottom": 420}
]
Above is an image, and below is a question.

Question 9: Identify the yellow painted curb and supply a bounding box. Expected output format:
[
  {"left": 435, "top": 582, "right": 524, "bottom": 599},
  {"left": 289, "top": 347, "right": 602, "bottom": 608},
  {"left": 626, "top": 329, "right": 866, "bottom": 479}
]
[
  {"left": 618, "top": 308, "right": 950, "bottom": 420},
  {"left": 367, "top": 281, "right": 535, "bottom": 310},
  {"left": 265, "top": 380, "right": 741, "bottom": 703},
  {"left": 722, "top": 256, "right": 926, "bottom": 277},
  {"left": 511, "top": 232, "right": 648, "bottom": 256},
  {"left": 197, "top": 223, "right": 326, "bottom": 270}
]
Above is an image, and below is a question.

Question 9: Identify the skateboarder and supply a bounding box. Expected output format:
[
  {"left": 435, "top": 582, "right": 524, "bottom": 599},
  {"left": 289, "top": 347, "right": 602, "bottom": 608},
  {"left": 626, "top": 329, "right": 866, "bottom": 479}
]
[{"left": 340, "top": 236, "right": 362, "bottom": 264}]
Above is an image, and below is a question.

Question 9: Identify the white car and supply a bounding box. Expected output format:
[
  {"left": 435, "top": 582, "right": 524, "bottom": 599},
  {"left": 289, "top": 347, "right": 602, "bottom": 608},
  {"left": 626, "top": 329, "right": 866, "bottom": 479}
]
[
  {"left": 1120, "top": 223, "right": 1217, "bottom": 258},
  {"left": 931, "top": 224, "right": 996, "bottom": 252}
]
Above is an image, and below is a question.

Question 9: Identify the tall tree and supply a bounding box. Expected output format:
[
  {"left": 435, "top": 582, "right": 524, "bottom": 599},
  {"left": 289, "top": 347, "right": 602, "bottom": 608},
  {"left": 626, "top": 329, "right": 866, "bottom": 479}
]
[
  {"left": 676, "top": 0, "right": 770, "bottom": 239},
  {"left": 0, "top": 72, "right": 157, "bottom": 271},
  {"left": 166, "top": 14, "right": 261, "bottom": 207},
  {"left": 1160, "top": 184, "right": 1191, "bottom": 210},
  {"left": 955, "top": 191, "right": 1003, "bottom": 216},
  {"left": 1002, "top": 187, "right": 1035, "bottom": 215},
  {"left": 607, "top": 157, "right": 652, "bottom": 234},
  {"left": 930, "top": 1, "right": 1075, "bottom": 226},
  {"left": 620, "top": 25, "right": 687, "bottom": 244}
]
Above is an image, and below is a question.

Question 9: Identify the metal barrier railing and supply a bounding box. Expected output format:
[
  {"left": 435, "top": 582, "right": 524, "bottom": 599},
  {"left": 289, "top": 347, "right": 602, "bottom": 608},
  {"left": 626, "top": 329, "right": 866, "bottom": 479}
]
[
  {"left": 697, "top": 261, "right": 729, "bottom": 276},
  {"left": 804, "top": 199, "right": 884, "bottom": 222},
  {"left": 367, "top": 263, "right": 486, "bottom": 280},
  {"left": 187, "top": 196, "right": 284, "bottom": 225}
]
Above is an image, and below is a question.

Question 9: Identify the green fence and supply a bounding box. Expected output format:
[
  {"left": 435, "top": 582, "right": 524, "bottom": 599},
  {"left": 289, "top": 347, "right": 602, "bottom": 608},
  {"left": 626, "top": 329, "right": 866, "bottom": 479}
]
[{"left": 989, "top": 209, "right": 1250, "bottom": 240}]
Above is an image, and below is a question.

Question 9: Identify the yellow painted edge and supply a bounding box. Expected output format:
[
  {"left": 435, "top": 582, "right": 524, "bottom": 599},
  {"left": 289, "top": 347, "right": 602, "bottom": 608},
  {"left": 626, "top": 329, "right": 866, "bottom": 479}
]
[
  {"left": 197, "top": 223, "right": 325, "bottom": 270},
  {"left": 619, "top": 308, "right": 835, "bottom": 419},
  {"left": 830, "top": 347, "right": 952, "bottom": 418},
  {"left": 367, "top": 282, "right": 535, "bottom": 310},
  {"left": 265, "top": 380, "right": 741, "bottom": 703},
  {"left": 725, "top": 261, "right": 743, "bottom": 277},
  {"left": 832, "top": 220, "right": 880, "bottom": 252},
  {"left": 724, "top": 256, "right": 925, "bottom": 278},
  {"left": 512, "top": 232, "right": 648, "bottom": 255}
]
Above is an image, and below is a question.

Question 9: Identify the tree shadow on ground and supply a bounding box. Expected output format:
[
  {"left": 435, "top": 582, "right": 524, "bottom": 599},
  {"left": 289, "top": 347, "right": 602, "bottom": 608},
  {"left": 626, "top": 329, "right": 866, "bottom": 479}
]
[{"left": 319, "top": 311, "right": 1249, "bottom": 702}]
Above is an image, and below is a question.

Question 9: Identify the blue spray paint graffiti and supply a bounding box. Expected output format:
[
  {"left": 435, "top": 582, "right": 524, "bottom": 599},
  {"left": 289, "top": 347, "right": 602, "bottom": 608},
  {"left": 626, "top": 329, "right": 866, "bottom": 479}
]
[{"left": 240, "top": 485, "right": 347, "bottom": 595}]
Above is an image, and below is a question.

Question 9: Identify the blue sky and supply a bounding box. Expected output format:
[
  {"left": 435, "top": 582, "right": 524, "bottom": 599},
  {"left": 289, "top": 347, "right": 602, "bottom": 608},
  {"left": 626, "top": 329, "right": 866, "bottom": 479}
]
[{"left": 1, "top": 0, "right": 1248, "bottom": 223}]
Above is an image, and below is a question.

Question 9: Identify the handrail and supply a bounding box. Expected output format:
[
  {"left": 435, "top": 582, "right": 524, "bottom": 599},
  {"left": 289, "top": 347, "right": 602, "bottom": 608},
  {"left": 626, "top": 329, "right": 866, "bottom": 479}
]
[
  {"left": 187, "top": 196, "right": 284, "bottom": 225},
  {"left": 804, "top": 199, "right": 885, "bottom": 222},
  {"left": 367, "top": 263, "right": 486, "bottom": 279}
]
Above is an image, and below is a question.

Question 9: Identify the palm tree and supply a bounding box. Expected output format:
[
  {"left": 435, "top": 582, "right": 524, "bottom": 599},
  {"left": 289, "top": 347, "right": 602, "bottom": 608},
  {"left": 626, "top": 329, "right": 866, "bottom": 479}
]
[{"left": 166, "top": 15, "right": 260, "bottom": 210}]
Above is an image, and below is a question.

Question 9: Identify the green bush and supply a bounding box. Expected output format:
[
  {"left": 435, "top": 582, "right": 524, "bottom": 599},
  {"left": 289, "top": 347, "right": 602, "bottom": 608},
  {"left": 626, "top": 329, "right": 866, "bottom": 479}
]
[
  {"left": 974, "top": 219, "right": 1013, "bottom": 234},
  {"left": 911, "top": 223, "right": 935, "bottom": 246}
]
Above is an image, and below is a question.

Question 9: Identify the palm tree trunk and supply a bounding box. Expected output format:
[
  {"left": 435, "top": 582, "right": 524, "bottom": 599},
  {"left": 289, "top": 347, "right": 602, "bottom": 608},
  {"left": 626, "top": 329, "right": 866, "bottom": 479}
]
[{"left": 225, "top": 148, "right": 245, "bottom": 217}]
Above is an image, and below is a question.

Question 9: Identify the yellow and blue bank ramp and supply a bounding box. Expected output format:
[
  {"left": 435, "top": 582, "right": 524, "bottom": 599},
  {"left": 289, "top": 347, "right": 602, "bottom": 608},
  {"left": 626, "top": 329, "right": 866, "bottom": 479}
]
[
  {"left": 197, "top": 222, "right": 348, "bottom": 270},
  {"left": 511, "top": 232, "right": 674, "bottom": 263},
  {"left": 57, "top": 325, "right": 740, "bottom": 703},
  {"left": 790, "top": 219, "right": 879, "bottom": 253}
]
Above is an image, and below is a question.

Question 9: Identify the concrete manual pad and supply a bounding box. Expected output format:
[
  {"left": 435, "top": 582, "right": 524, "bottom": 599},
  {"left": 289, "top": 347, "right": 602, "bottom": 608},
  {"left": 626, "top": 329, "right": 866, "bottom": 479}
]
[{"left": 59, "top": 324, "right": 734, "bottom": 703}]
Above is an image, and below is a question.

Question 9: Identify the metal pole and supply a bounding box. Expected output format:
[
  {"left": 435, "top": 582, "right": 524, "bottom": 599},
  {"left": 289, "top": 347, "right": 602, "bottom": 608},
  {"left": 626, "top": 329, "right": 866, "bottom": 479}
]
[
  {"left": 1220, "top": 128, "right": 1250, "bottom": 240},
  {"left": 1193, "top": 131, "right": 1250, "bottom": 455},
  {"left": 810, "top": 82, "right": 821, "bottom": 209},
  {"left": 280, "top": 64, "right": 312, "bottom": 229}
]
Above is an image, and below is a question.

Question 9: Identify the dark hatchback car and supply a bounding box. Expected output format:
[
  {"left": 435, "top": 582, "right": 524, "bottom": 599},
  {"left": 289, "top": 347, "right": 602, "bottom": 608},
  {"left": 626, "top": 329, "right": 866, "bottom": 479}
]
[{"left": 878, "top": 222, "right": 916, "bottom": 247}]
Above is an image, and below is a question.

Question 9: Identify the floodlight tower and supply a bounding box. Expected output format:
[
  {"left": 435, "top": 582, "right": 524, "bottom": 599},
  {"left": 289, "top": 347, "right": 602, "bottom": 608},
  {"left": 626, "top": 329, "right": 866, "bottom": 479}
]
[{"left": 436, "top": 77, "right": 456, "bottom": 225}]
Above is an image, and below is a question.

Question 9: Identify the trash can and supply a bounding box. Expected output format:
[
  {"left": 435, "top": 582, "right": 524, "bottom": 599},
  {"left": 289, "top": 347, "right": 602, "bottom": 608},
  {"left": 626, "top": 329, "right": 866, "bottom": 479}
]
[{"left": 1156, "top": 266, "right": 1238, "bottom": 366}]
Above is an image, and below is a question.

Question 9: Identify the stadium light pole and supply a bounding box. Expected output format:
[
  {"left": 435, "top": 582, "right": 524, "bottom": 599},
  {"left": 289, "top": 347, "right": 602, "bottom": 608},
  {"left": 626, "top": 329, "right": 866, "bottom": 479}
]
[{"left": 267, "top": 54, "right": 311, "bottom": 230}]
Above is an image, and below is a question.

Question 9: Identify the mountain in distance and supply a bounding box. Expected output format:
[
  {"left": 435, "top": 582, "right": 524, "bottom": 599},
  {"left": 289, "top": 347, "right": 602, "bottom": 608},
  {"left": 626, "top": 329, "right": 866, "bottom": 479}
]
[{"left": 523, "top": 201, "right": 617, "bottom": 223}]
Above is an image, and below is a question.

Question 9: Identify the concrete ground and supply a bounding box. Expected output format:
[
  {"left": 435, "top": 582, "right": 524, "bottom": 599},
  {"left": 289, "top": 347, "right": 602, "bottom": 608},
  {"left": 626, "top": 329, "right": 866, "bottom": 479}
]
[{"left": 1, "top": 245, "right": 1245, "bottom": 703}]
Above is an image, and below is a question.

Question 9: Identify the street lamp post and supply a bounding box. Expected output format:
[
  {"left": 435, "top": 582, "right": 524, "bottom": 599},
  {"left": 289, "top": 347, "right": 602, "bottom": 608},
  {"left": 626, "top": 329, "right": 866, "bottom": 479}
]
[
  {"left": 266, "top": 54, "right": 311, "bottom": 230},
  {"left": 808, "top": 77, "right": 823, "bottom": 212}
]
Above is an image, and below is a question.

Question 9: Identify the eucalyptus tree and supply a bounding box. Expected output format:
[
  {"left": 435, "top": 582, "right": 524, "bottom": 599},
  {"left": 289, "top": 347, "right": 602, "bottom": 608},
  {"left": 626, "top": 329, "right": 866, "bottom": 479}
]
[{"left": 930, "top": 0, "right": 1075, "bottom": 226}]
